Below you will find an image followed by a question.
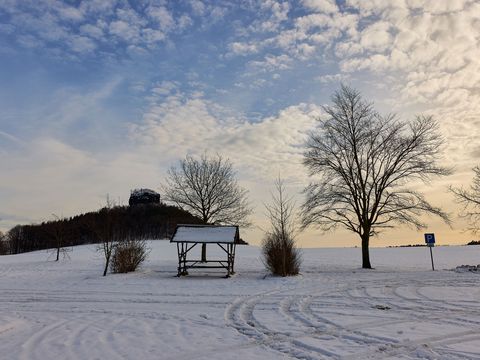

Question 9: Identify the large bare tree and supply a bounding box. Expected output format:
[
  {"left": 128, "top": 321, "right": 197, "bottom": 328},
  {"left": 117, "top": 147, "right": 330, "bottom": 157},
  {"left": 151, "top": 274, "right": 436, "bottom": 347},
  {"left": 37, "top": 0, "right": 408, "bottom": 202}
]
[
  {"left": 450, "top": 166, "right": 480, "bottom": 234},
  {"left": 163, "top": 153, "right": 252, "bottom": 261},
  {"left": 301, "top": 85, "right": 451, "bottom": 268}
]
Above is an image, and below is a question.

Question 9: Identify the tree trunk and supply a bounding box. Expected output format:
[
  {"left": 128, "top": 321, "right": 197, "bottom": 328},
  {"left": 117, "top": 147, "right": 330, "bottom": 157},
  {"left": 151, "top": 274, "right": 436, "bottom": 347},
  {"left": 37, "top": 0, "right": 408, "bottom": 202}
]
[
  {"left": 55, "top": 247, "right": 60, "bottom": 262},
  {"left": 201, "top": 243, "right": 207, "bottom": 262},
  {"left": 103, "top": 253, "right": 110, "bottom": 276},
  {"left": 361, "top": 234, "right": 372, "bottom": 269}
]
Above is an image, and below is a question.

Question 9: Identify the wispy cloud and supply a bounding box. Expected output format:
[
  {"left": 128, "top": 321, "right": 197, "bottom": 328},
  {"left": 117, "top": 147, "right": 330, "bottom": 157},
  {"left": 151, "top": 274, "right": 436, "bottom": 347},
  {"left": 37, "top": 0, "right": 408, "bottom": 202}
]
[
  {"left": 132, "top": 83, "right": 321, "bottom": 181},
  {"left": 0, "top": 0, "right": 194, "bottom": 59}
]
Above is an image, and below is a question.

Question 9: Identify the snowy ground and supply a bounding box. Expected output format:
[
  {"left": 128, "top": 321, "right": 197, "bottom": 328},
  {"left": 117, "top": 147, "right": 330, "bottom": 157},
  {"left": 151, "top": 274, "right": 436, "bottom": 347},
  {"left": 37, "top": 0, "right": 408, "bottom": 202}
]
[{"left": 1, "top": 242, "right": 479, "bottom": 360}]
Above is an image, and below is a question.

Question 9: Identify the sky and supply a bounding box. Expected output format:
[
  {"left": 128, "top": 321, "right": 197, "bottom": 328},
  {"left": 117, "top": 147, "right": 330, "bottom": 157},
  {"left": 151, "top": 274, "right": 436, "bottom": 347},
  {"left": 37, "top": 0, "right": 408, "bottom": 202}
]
[{"left": 0, "top": 0, "right": 479, "bottom": 247}]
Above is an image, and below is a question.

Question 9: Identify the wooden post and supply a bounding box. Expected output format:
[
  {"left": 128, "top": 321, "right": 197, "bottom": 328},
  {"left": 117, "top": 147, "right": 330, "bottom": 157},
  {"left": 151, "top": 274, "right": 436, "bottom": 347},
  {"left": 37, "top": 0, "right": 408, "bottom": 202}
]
[
  {"left": 176, "top": 242, "right": 181, "bottom": 277},
  {"left": 228, "top": 244, "right": 232, "bottom": 275},
  {"left": 201, "top": 243, "right": 207, "bottom": 262},
  {"left": 182, "top": 242, "right": 187, "bottom": 275},
  {"left": 231, "top": 244, "right": 234, "bottom": 274}
]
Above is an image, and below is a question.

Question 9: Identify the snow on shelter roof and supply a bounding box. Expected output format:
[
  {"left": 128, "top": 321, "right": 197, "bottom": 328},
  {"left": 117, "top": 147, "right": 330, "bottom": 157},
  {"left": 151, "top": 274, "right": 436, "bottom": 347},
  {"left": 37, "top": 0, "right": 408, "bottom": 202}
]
[{"left": 170, "top": 225, "right": 240, "bottom": 244}]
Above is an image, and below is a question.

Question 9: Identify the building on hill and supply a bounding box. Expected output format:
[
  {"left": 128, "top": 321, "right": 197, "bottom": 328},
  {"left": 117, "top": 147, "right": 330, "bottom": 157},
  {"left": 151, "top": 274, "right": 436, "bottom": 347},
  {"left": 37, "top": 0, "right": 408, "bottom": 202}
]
[{"left": 129, "top": 188, "right": 161, "bottom": 206}]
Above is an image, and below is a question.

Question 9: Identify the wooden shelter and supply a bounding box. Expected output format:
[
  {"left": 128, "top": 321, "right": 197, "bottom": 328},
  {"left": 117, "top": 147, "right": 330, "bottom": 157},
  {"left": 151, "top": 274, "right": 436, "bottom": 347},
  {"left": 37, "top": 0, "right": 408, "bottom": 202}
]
[{"left": 170, "top": 224, "right": 246, "bottom": 277}]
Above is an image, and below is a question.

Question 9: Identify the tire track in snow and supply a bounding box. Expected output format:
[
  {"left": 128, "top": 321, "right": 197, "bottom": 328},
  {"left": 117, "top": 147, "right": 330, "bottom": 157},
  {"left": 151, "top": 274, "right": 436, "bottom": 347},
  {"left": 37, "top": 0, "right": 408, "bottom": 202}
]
[
  {"left": 301, "top": 295, "right": 402, "bottom": 345},
  {"left": 226, "top": 276, "right": 480, "bottom": 360},
  {"left": 342, "top": 281, "right": 480, "bottom": 328},
  {"left": 18, "top": 314, "right": 153, "bottom": 360},
  {"left": 341, "top": 329, "right": 480, "bottom": 360},
  {"left": 372, "top": 282, "right": 480, "bottom": 329},
  {"left": 225, "top": 283, "right": 385, "bottom": 359},
  {"left": 19, "top": 317, "right": 78, "bottom": 360},
  {"left": 225, "top": 286, "right": 335, "bottom": 359},
  {"left": 337, "top": 281, "right": 480, "bottom": 360}
]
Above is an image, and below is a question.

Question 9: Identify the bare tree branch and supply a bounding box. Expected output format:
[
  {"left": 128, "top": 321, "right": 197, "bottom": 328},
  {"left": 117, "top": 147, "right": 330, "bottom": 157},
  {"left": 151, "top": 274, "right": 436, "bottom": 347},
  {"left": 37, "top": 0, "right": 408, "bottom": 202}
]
[{"left": 449, "top": 166, "right": 480, "bottom": 234}]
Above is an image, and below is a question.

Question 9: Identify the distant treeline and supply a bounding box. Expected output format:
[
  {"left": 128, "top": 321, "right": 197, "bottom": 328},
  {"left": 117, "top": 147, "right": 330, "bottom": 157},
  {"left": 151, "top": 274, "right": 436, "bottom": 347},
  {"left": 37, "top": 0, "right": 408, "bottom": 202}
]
[
  {"left": 387, "top": 244, "right": 427, "bottom": 248},
  {"left": 467, "top": 240, "right": 480, "bottom": 245},
  {"left": 0, "top": 203, "right": 201, "bottom": 255}
]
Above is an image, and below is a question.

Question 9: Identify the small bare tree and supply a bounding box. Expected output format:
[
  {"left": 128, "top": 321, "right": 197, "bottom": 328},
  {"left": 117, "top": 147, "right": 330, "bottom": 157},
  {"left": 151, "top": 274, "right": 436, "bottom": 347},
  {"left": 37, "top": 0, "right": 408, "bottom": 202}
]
[
  {"left": 163, "top": 153, "right": 252, "bottom": 261},
  {"left": 88, "top": 197, "right": 121, "bottom": 276},
  {"left": 262, "top": 177, "right": 301, "bottom": 276},
  {"left": 450, "top": 166, "right": 480, "bottom": 234},
  {"left": 302, "top": 85, "right": 451, "bottom": 268},
  {"left": 47, "top": 214, "right": 70, "bottom": 261}
]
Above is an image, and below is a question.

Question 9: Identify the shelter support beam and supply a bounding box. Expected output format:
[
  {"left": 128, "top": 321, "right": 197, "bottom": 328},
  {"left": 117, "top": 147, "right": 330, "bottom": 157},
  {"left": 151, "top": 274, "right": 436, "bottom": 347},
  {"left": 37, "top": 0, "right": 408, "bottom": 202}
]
[{"left": 176, "top": 242, "right": 237, "bottom": 277}]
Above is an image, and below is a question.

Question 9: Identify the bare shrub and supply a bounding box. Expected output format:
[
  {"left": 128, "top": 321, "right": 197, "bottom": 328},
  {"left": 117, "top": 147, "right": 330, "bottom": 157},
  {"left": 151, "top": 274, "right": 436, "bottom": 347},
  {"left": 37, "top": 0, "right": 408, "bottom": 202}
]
[
  {"left": 110, "top": 238, "right": 149, "bottom": 274},
  {"left": 262, "top": 177, "right": 301, "bottom": 276},
  {"left": 262, "top": 232, "right": 301, "bottom": 276}
]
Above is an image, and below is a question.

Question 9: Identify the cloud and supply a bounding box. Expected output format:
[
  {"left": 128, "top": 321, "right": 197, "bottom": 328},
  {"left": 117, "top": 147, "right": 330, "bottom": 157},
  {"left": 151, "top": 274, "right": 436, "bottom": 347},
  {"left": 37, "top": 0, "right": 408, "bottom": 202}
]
[
  {"left": 0, "top": 73, "right": 321, "bottom": 234},
  {"left": 132, "top": 86, "right": 321, "bottom": 182},
  {"left": 0, "top": 138, "right": 99, "bottom": 224},
  {"left": 0, "top": 135, "right": 162, "bottom": 232},
  {"left": 0, "top": 130, "right": 23, "bottom": 147},
  {"left": 79, "top": 23, "right": 105, "bottom": 39},
  {"left": 0, "top": 23, "right": 15, "bottom": 34},
  {"left": 109, "top": 20, "right": 140, "bottom": 42},
  {"left": 177, "top": 15, "right": 193, "bottom": 30},
  {"left": 228, "top": 42, "right": 259, "bottom": 56},
  {"left": 56, "top": 5, "right": 85, "bottom": 22},
  {"left": 221, "top": 0, "right": 478, "bottom": 147},
  {"left": 70, "top": 35, "right": 97, "bottom": 53},
  {"left": 0, "top": 0, "right": 194, "bottom": 59},
  {"left": 1, "top": 0, "right": 479, "bottom": 247},
  {"left": 301, "top": 0, "right": 338, "bottom": 14},
  {"left": 359, "top": 22, "right": 393, "bottom": 52},
  {"left": 190, "top": 0, "right": 206, "bottom": 16},
  {"left": 329, "top": 0, "right": 480, "bottom": 169},
  {"left": 248, "top": 54, "right": 294, "bottom": 72},
  {"left": 315, "top": 73, "right": 349, "bottom": 84},
  {"left": 146, "top": 6, "right": 175, "bottom": 32},
  {"left": 225, "top": 1, "right": 358, "bottom": 71}
]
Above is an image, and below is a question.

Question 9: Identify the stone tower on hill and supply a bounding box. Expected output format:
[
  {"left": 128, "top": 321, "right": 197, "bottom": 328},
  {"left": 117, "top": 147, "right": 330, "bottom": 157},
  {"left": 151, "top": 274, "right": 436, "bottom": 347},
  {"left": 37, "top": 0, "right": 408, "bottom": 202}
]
[{"left": 129, "top": 188, "right": 161, "bottom": 206}]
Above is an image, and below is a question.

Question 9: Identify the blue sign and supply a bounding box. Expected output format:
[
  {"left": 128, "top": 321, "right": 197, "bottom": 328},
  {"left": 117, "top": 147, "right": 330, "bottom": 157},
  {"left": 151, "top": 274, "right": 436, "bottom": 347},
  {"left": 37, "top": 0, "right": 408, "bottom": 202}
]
[{"left": 424, "top": 233, "right": 435, "bottom": 246}]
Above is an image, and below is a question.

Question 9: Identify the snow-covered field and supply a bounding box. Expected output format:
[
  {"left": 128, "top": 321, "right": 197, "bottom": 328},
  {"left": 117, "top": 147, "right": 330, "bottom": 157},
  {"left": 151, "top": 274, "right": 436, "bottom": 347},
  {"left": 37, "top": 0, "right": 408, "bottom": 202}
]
[{"left": 1, "top": 241, "right": 479, "bottom": 360}]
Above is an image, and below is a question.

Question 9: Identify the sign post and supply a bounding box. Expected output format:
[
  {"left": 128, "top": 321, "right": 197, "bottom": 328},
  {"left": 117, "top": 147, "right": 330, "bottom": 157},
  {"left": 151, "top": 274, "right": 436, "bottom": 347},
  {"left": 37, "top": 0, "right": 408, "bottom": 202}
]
[{"left": 424, "top": 233, "right": 435, "bottom": 271}]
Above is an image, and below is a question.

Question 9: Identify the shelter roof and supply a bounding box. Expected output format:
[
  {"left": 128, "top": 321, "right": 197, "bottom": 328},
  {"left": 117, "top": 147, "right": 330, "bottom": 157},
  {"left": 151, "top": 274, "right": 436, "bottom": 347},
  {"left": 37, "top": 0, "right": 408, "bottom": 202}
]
[{"left": 170, "top": 225, "right": 242, "bottom": 244}]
